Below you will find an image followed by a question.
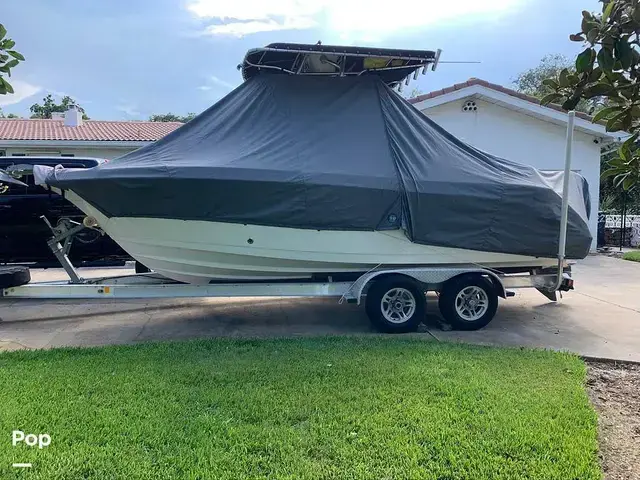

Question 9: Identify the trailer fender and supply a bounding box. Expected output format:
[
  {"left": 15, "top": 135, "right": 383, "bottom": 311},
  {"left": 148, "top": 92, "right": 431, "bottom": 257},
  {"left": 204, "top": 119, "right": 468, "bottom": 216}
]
[{"left": 349, "top": 267, "right": 507, "bottom": 305}]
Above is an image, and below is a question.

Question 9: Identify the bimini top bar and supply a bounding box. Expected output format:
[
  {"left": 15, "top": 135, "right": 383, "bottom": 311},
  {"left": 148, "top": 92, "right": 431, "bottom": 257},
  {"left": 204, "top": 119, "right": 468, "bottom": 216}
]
[{"left": 239, "top": 42, "right": 442, "bottom": 92}]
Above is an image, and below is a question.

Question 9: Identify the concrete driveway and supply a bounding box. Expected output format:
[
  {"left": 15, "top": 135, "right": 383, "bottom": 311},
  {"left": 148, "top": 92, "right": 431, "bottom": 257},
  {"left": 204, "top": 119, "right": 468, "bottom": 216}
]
[{"left": 0, "top": 255, "right": 638, "bottom": 361}]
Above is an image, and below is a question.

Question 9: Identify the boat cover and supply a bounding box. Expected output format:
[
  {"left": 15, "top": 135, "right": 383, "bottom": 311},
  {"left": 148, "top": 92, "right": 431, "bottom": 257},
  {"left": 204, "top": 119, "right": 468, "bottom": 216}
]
[{"left": 38, "top": 75, "right": 592, "bottom": 259}]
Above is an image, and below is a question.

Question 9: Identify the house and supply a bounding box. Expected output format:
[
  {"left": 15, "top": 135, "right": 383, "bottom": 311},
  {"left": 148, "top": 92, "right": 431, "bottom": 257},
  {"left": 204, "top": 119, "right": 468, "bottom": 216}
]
[
  {"left": 0, "top": 107, "right": 182, "bottom": 159},
  {"left": 409, "top": 78, "right": 621, "bottom": 251}
]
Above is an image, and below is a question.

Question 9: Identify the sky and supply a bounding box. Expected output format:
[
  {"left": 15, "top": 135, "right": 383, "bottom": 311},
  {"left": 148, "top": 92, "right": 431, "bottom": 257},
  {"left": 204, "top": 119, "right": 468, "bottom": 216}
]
[{"left": 1, "top": 0, "right": 601, "bottom": 120}]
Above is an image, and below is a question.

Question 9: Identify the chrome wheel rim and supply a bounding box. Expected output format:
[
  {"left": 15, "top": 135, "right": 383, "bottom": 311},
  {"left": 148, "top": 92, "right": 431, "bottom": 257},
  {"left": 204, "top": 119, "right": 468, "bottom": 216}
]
[
  {"left": 381, "top": 288, "right": 416, "bottom": 324},
  {"left": 455, "top": 286, "right": 489, "bottom": 321}
]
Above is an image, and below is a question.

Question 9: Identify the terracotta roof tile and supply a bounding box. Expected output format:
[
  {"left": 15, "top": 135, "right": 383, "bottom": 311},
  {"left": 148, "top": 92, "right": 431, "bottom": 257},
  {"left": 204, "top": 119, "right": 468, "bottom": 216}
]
[
  {"left": 0, "top": 119, "right": 183, "bottom": 142},
  {"left": 408, "top": 78, "right": 594, "bottom": 122}
]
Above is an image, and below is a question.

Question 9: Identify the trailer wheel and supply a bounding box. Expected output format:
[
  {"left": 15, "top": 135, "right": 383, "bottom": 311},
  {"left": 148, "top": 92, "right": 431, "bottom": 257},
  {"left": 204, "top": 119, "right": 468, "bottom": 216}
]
[
  {"left": 0, "top": 266, "right": 31, "bottom": 289},
  {"left": 438, "top": 275, "right": 498, "bottom": 331},
  {"left": 365, "top": 276, "right": 426, "bottom": 333}
]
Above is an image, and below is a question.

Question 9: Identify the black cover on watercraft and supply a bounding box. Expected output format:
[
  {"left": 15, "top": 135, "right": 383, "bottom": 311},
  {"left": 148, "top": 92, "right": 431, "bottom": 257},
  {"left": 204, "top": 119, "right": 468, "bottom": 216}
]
[{"left": 40, "top": 75, "right": 592, "bottom": 258}]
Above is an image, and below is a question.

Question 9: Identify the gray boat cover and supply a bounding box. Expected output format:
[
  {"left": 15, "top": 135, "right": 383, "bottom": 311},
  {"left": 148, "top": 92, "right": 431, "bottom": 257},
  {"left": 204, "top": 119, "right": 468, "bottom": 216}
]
[{"left": 39, "top": 75, "right": 592, "bottom": 259}]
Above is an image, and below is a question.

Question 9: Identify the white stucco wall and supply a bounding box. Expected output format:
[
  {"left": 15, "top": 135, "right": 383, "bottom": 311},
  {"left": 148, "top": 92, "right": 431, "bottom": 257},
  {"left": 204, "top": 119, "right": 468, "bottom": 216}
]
[
  {"left": 0, "top": 145, "right": 142, "bottom": 159},
  {"left": 419, "top": 98, "right": 602, "bottom": 251}
]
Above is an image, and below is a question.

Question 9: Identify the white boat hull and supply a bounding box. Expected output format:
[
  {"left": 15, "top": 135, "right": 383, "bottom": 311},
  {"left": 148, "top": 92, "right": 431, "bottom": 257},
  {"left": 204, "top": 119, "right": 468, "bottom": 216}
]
[{"left": 66, "top": 191, "right": 558, "bottom": 284}]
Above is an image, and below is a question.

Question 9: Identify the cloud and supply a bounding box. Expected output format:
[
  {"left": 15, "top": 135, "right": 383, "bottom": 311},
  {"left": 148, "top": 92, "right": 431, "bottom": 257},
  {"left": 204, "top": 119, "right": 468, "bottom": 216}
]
[
  {"left": 204, "top": 17, "right": 317, "bottom": 37},
  {"left": 187, "top": 0, "right": 523, "bottom": 39},
  {"left": 198, "top": 75, "right": 237, "bottom": 92},
  {"left": 0, "top": 79, "right": 41, "bottom": 107},
  {"left": 209, "top": 75, "right": 236, "bottom": 90},
  {"left": 116, "top": 103, "right": 141, "bottom": 117},
  {"left": 187, "top": 1, "right": 319, "bottom": 21}
]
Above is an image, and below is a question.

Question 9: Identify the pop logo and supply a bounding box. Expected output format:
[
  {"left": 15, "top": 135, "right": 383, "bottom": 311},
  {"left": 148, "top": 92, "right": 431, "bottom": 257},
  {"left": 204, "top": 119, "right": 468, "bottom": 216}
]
[{"left": 12, "top": 430, "right": 51, "bottom": 449}]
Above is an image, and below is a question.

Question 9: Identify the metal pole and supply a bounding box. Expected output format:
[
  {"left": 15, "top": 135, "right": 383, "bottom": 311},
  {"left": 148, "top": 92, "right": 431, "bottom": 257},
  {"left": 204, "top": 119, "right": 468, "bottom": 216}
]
[
  {"left": 555, "top": 111, "right": 575, "bottom": 290},
  {"left": 620, "top": 191, "right": 627, "bottom": 251}
]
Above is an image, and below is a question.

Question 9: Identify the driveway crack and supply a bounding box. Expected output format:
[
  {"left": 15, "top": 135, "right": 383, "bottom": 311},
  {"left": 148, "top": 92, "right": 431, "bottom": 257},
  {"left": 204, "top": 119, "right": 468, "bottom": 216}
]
[
  {"left": 574, "top": 292, "right": 640, "bottom": 314},
  {"left": 134, "top": 308, "right": 154, "bottom": 342}
]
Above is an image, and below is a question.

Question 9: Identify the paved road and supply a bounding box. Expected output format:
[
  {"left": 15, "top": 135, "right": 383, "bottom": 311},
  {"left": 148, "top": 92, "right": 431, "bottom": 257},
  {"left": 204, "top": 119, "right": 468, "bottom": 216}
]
[{"left": 0, "top": 255, "right": 638, "bottom": 361}]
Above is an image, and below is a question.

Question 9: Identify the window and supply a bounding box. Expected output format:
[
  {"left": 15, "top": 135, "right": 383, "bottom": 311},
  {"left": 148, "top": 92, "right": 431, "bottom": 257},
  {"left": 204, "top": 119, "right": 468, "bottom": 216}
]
[
  {"left": 11, "top": 153, "right": 26, "bottom": 157},
  {"left": 61, "top": 154, "right": 75, "bottom": 157},
  {"left": 0, "top": 173, "right": 28, "bottom": 195},
  {"left": 1, "top": 172, "right": 50, "bottom": 196},
  {"left": 0, "top": 150, "right": 5, "bottom": 156},
  {"left": 23, "top": 174, "right": 51, "bottom": 195},
  {"left": 0, "top": 182, "right": 26, "bottom": 195}
]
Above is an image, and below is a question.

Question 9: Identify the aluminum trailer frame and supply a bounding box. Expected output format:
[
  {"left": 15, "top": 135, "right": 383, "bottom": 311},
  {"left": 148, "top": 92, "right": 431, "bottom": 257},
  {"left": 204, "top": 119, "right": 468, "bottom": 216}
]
[{"left": 1, "top": 266, "right": 569, "bottom": 301}]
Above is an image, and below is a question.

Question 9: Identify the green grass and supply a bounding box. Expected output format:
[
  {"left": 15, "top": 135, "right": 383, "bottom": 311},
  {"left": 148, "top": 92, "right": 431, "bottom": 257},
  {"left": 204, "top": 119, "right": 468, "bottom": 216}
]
[
  {"left": 0, "top": 338, "right": 600, "bottom": 479},
  {"left": 622, "top": 250, "right": 640, "bottom": 262}
]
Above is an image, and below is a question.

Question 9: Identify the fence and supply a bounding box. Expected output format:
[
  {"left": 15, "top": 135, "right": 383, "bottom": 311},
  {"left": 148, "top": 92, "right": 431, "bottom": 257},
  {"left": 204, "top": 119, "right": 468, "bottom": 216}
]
[{"left": 599, "top": 214, "right": 640, "bottom": 247}]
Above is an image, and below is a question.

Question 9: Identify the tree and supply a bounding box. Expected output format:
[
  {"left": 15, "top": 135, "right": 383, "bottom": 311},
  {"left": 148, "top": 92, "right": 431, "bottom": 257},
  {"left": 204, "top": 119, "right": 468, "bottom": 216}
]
[
  {"left": 29, "top": 94, "right": 89, "bottom": 120},
  {"left": 0, "top": 23, "right": 24, "bottom": 95},
  {"left": 0, "top": 107, "right": 19, "bottom": 118},
  {"left": 149, "top": 112, "right": 196, "bottom": 123},
  {"left": 515, "top": 54, "right": 571, "bottom": 97},
  {"left": 513, "top": 54, "right": 598, "bottom": 113},
  {"left": 600, "top": 150, "right": 640, "bottom": 213},
  {"left": 0, "top": 24, "right": 25, "bottom": 194},
  {"left": 541, "top": 0, "right": 640, "bottom": 191}
]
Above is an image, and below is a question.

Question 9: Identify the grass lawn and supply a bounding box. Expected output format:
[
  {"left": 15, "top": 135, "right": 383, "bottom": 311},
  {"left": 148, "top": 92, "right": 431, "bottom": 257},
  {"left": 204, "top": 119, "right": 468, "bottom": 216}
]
[
  {"left": 622, "top": 250, "right": 640, "bottom": 262},
  {"left": 0, "top": 338, "right": 600, "bottom": 479}
]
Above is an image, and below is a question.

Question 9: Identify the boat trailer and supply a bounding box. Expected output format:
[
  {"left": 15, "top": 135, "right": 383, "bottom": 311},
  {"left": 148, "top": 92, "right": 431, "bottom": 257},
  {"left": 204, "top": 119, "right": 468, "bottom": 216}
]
[{"left": 0, "top": 246, "right": 573, "bottom": 334}]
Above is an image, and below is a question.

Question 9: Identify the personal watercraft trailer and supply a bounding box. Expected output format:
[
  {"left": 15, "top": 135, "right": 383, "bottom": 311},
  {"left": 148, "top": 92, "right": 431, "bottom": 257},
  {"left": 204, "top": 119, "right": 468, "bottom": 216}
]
[{"left": 0, "top": 44, "right": 584, "bottom": 333}]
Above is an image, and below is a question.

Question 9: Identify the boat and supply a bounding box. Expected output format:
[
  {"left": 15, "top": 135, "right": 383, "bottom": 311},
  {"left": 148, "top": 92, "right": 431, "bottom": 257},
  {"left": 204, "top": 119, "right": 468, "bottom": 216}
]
[{"left": 32, "top": 43, "right": 593, "bottom": 284}]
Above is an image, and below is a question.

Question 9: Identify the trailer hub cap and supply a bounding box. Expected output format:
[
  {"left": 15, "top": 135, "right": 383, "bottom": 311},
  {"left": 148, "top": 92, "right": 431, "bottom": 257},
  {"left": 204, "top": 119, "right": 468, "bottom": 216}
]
[
  {"left": 455, "top": 286, "right": 489, "bottom": 321},
  {"left": 381, "top": 288, "right": 416, "bottom": 324}
]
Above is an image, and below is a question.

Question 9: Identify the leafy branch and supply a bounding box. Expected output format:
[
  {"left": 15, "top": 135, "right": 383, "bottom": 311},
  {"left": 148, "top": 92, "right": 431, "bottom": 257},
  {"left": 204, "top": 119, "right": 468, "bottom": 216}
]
[
  {"left": 542, "top": 1, "right": 640, "bottom": 191},
  {"left": 0, "top": 23, "right": 25, "bottom": 95}
]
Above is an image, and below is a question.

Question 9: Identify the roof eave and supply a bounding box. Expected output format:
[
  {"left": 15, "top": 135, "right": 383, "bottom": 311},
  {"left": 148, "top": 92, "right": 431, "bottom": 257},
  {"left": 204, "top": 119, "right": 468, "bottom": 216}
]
[
  {"left": 411, "top": 84, "right": 622, "bottom": 142},
  {"left": 0, "top": 139, "right": 153, "bottom": 148}
]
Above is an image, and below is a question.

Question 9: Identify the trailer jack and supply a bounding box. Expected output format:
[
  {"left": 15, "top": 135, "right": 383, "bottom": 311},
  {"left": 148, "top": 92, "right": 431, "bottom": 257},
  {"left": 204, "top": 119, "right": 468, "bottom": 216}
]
[{"left": 40, "top": 216, "right": 91, "bottom": 284}]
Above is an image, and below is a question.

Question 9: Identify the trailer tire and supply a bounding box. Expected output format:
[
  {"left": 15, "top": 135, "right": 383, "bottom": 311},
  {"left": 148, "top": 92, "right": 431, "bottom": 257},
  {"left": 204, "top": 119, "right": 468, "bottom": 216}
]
[
  {"left": 438, "top": 275, "right": 498, "bottom": 331},
  {"left": 365, "top": 275, "right": 425, "bottom": 333},
  {"left": 0, "top": 266, "right": 31, "bottom": 289}
]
